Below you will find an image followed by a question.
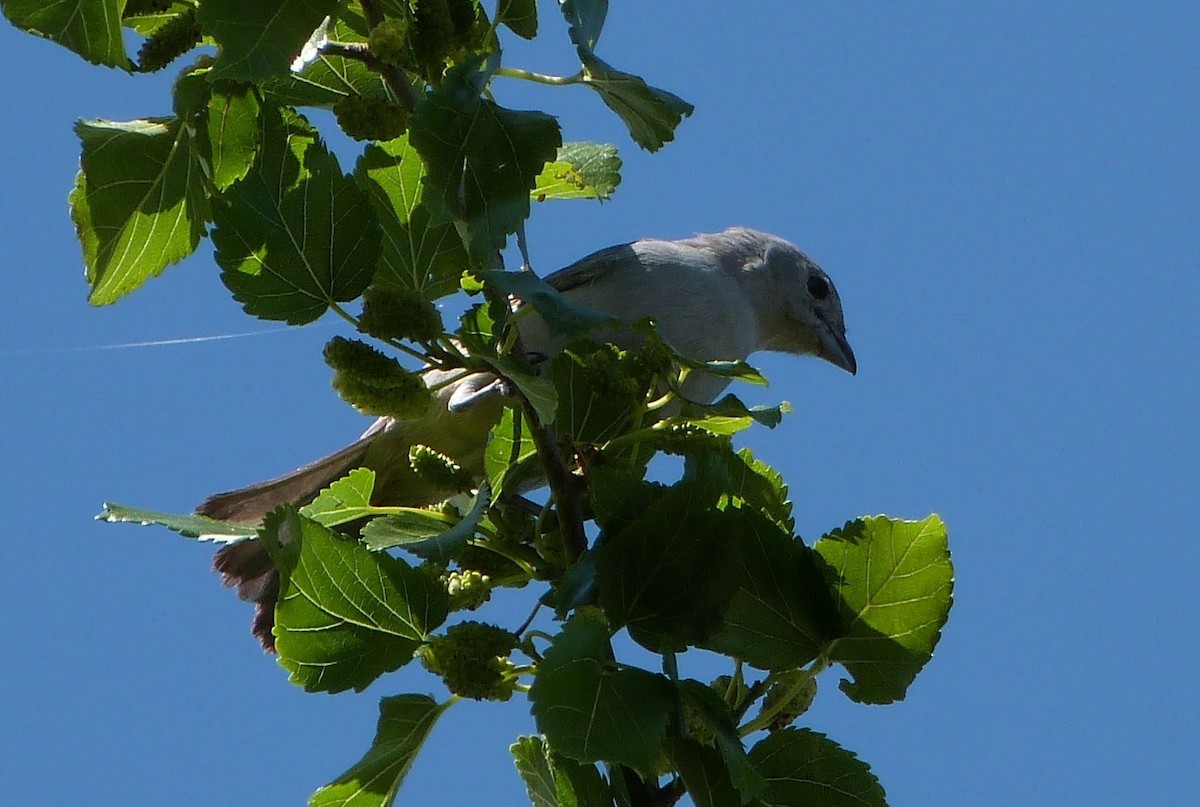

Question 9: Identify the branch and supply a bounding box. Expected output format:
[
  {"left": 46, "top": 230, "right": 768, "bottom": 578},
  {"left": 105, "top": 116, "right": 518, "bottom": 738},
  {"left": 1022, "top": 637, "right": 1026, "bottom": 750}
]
[
  {"left": 519, "top": 396, "right": 589, "bottom": 564},
  {"left": 345, "top": 0, "right": 422, "bottom": 111}
]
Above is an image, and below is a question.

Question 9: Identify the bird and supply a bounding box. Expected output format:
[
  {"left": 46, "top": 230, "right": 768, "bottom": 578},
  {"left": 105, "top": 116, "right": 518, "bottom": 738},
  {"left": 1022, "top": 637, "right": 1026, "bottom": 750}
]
[{"left": 198, "top": 227, "right": 856, "bottom": 650}]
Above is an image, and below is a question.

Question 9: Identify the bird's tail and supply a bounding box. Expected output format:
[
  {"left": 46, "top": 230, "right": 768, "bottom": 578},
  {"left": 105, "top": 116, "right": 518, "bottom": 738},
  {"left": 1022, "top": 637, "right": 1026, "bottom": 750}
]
[{"left": 199, "top": 430, "right": 381, "bottom": 652}]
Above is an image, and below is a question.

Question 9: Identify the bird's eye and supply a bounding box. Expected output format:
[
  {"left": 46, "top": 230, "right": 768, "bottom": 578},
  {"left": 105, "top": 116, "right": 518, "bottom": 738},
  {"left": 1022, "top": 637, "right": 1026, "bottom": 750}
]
[{"left": 806, "top": 275, "right": 831, "bottom": 301}]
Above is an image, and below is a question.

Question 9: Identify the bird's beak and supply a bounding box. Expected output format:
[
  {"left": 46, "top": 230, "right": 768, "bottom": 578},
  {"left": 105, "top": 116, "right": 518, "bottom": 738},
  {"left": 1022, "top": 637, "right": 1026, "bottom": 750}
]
[{"left": 816, "top": 314, "right": 857, "bottom": 375}]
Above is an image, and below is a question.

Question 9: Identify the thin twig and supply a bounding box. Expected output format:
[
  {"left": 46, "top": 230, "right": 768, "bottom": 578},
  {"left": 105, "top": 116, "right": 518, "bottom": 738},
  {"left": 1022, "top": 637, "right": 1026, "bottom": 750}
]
[{"left": 355, "top": 0, "right": 423, "bottom": 110}]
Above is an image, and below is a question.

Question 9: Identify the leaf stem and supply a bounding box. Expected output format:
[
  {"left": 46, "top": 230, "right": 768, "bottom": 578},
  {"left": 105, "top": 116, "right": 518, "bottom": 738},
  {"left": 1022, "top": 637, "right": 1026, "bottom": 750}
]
[
  {"left": 495, "top": 66, "right": 584, "bottom": 86},
  {"left": 328, "top": 302, "right": 431, "bottom": 364},
  {"left": 354, "top": 0, "right": 423, "bottom": 111}
]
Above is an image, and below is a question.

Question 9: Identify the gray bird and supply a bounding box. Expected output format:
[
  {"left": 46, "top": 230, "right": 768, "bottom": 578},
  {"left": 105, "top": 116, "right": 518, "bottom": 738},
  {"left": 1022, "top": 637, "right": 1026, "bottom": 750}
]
[{"left": 199, "top": 227, "right": 855, "bottom": 650}]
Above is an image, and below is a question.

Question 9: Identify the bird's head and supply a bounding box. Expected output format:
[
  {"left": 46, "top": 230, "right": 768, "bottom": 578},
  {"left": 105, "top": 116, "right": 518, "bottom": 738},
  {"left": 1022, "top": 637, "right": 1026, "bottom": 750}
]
[{"left": 740, "top": 233, "right": 856, "bottom": 375}]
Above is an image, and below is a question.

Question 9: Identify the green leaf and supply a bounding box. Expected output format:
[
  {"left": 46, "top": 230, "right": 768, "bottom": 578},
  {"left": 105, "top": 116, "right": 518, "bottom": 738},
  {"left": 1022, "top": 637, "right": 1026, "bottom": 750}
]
[
  {"left": 512, "top": 736, "right": 612, "bottom": 807},
  {"left": 301, "top": 468, "right": 377, "bottom": 527},
  {"left": 747, "top": 729, "right": 886, "bottom": 807},
  {"left": 814, "top": 515, "right": 954, "bottom": 705},
  {"left": 122, "top": 3, "right": 195, "bottom": 37},
  {"left": 595, "top": 486, "right": 744, "bottom": 652},
  {"left": 3, "top": 0, "right": 130, "bottom": 68},
  {"left": 96, "top": 503, "right": 257, "bottom": 542},
  {"left": 311, "top": 694, "right": 449, "bottom": 807},
  {"left": 559, "top": 0, "right": 607, "bottom": 51},
  {"left": 355, "top": 136, "right": 469, "bottom": 300},
  {"left": 529, "top": 609, "right": 673, "bottom": 778},
  {"left": 74, "top": 118, "right": 210, "bottom": 305},
  {"left": 361, "top": 483, "right": 490, "bottom": 563},
  {"left": 638, "top": 321, "right": 767, "bottom": 385},
  {"left": 263, "top": 54, "right": 392, "bottom": 108},
  {"left": 666, "top": 739, "right": 744, "bottom": 807},
  {"left": 207, "top": 82, "right": 260, "bottom": 190},
  {"left": 532, "top": 142, "right": 621, "bottom": 202},
  {"left": 678, "top": 395, "right": 790, "bottom": 435},
  {"left": 484, "top": 409, "right": 540, "bottom": 499},
  {"left": 578, "top": 53, "right": 693, "bottom": 153},
  {"left": 213, "top": 105, "right": 381, "bottom": 324},
  {"left": 587, "top": 468, "right": 666, "bottom": 534},
  {"left": 701, "top": 520, "right": 839, "bottom": 672},
  {"left": 496, "top": 0, "right": 537, "bottom": 39},
  {"left": 512, "top": 736, "right": 559, "bottom": 807},
  {"left": 676, "top": 679, "right": 764, "bottom": 803},
  {"left": 262, "top": 508, "right": 448, "bottom": 693},
  {"left": 549, "top": 345, "right": 644, "bottom": 444},
  {"left": 719, "top": 449, "right": 794, "bottom": 532},
  {"left": 198, "top": 0, "right": 340, "bottom": 81},
  {"left": 481, "top": 354, "right": 558, "bottom": 426},
  {"left": 480, "top": 270, "right": 618, "bottom": 336},
  {"left": 409, "top": 58, "right": 562, "bottom": 264}
]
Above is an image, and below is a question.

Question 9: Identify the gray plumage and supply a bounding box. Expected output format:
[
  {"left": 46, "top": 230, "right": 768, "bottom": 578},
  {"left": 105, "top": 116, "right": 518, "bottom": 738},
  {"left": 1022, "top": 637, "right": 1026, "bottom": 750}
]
[{"left": 199, "top": 227, "right": 855, "bottom": 650}]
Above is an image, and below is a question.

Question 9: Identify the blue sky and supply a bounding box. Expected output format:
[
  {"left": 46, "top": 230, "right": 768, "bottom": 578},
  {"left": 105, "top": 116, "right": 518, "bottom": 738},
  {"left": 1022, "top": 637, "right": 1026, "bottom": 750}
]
[{"left": 2, "top": 3, "right": 1197, "bottom": 805}]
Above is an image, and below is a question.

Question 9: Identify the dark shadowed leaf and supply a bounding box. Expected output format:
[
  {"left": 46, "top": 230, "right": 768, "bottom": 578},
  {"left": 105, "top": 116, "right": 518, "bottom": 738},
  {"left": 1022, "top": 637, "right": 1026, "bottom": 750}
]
[
  {"left": 578, "top": 53, "right": 692, "bottom": 153},
  {"left": 512, "top": 736, "right": 612, "bottom": 807},
  {"left": 748, "top": 729, "right": 886, "bottom": 807},
  {"left": 666, "top": 739, "right": 744, "bottom": 807},
  {"left": 213, "top": 106, "right": 380, "bottom": 324},
  {"left": 718, "top": 449, "right": 794, "bottom": 532},
  {"left": 676, "top": 679, "right": 764, "bottom": 803},
  {"left": 701, "top": 520, "right": 839, "bottom": 672},
  {"left": 409, "top": 58, "right": 561, "bottom": 264},
  {"left": 815, "top": 515, "right": 953, "bottom": 705},
  {"left": 497, "top": 0, "right": 538, "bottom": 39},
  {"left": 261, "top": 508, "right": 448, "bottom": 694},
  {"left": 199, "top": 0, "right": 340, "bottom": 81},
  {"left": 559, "top": 0, "right": 607, "bottom": 51},
  {"left": 311, "top": 694, "right": 449, "bottom": 807},
  {"left": 595, "top": 486, "right": 744, "bottom": 652},
  {"left": 529, "top": 609, "right": 673, "bottom": 777}
]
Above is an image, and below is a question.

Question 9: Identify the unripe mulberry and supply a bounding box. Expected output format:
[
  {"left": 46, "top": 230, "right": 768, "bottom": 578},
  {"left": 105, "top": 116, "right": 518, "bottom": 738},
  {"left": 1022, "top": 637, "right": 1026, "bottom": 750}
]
[
  {"left": 368, "top": 17, "right": 412, "bottom": 67},
  {"left": 360, "top": 285, "right": 443, "bottom": 343},
  {"left": 333, "top": 95, "right": 408, "bottom": 142},
  {"left": 323, "top": 336, "right": 431, "bottom": 418},
  {"left": 136, "top": 9, "right": 201, "bottom": 73}
]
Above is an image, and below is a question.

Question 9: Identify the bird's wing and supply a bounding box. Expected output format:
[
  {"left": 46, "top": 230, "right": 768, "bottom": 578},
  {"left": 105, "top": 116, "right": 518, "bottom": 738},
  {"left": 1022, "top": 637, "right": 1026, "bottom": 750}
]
[{"left": 543, "top": 243, "right": 639, "bottom": 294}]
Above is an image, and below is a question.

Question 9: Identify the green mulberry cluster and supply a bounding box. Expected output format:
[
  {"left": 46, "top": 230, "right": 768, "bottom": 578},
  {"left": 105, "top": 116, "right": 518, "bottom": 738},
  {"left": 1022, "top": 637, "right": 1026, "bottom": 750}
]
[
  {"left": 333, "top": 95, "right": 408, "bottom": 142},
  {"left": 455, "top": 542, "right": 527, "bottom": 585},
  {"left": 760, "top": 671, "right": 817, "bottom": 731},
  {"left": 442, "top": 568, "right": 493, "bottom": 611},
  {"left": 576, "top": 343, "right": 651, "bottom": 399},
  {"left": 411, "top": 0, "right": 483, "bottom": 82},
  {"left": 652, "top": 422, "right": 734, "bottom": 456},
  {"left": 408, "top": 445, "right": 473, "bottom": 492},
  {"left": 136, "top": 9, "right": 201, "bottom": 73},
  {"left": 421, "top": 621, "right": 518, "bottom": 701},
  {"left": 367, "top": 17, "right": 411, "bottom": 66},
  {"left": 323, "top": 336, "right": 432, "bottom": 419},
  {"left": 360, "top": 285, "right": 443, "bottom": 343}
]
